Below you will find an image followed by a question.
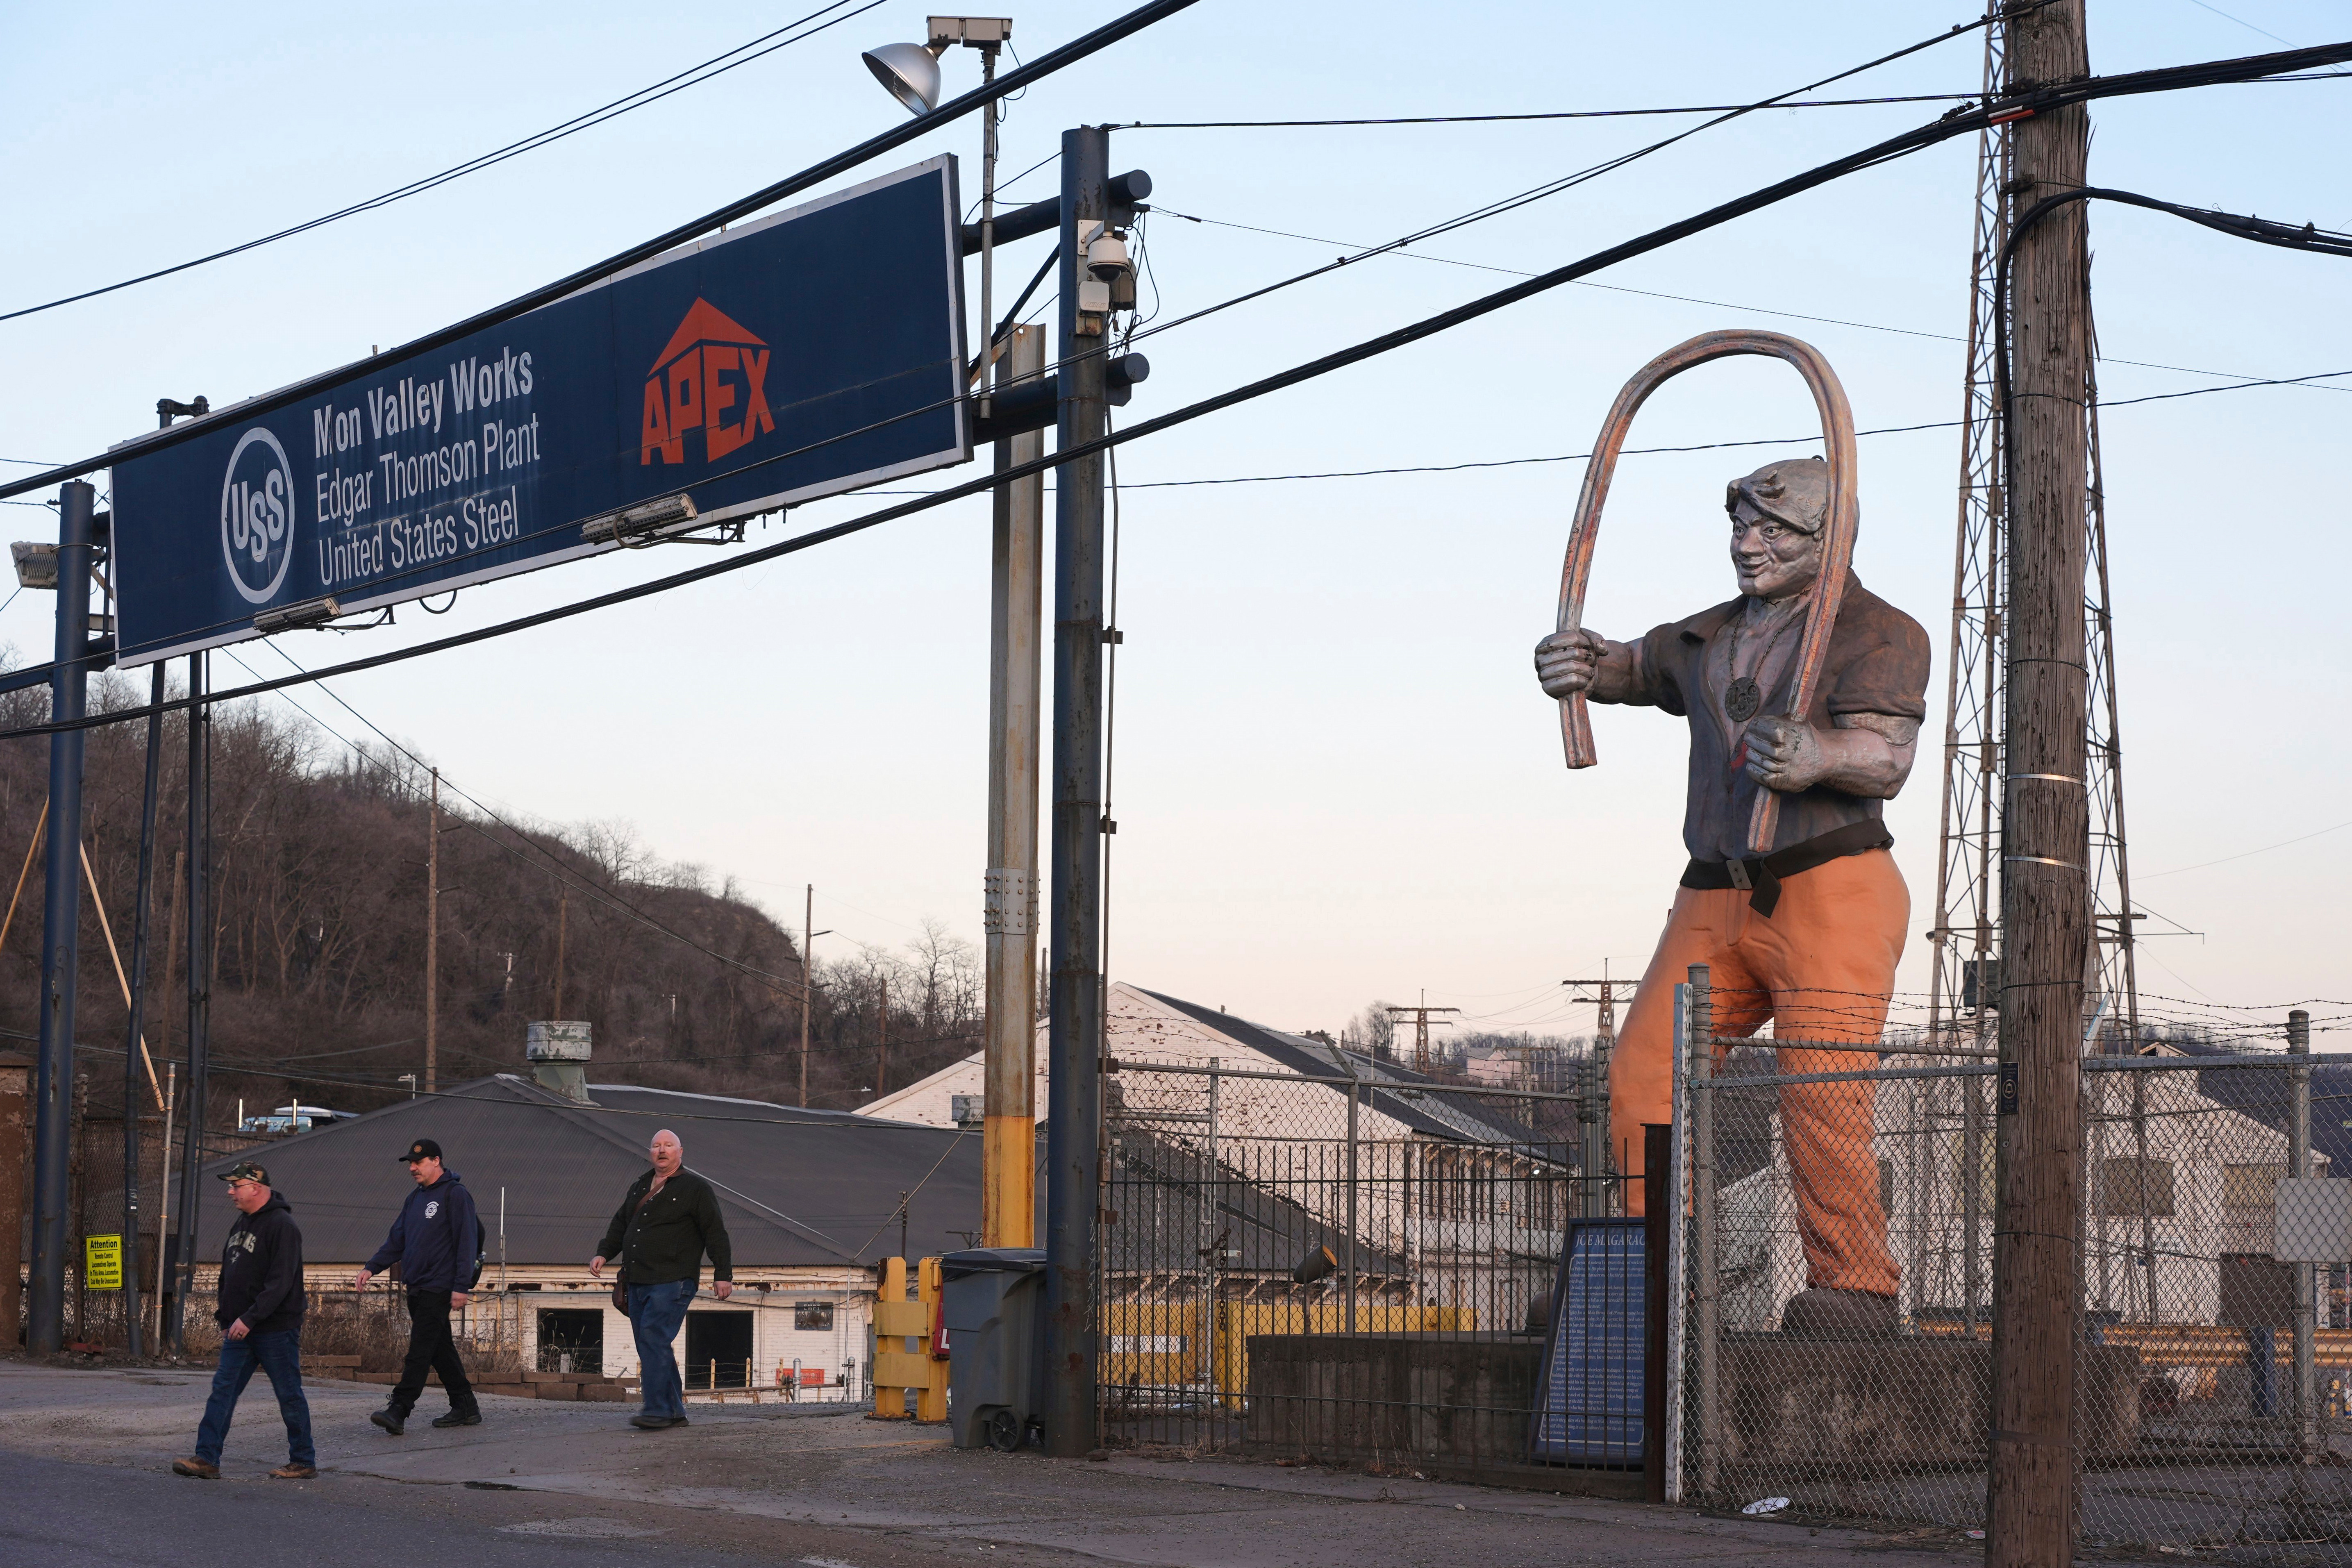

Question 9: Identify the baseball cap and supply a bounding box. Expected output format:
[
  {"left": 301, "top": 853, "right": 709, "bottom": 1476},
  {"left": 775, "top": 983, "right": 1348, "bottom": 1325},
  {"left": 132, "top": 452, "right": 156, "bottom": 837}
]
[
  {"left": 217, "top": 1161, "right": 270, "bottom": 1186},
  {"left": 398, "top": 1138, "right": 443, "bottom": 1164}
]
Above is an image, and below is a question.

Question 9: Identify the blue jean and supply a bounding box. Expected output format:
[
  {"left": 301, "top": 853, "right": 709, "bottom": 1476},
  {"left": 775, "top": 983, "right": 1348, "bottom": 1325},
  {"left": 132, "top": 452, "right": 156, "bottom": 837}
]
[
  {"left": 195, "top": 1329, "right": 314, "bottom": 1467},
  {"left": 628, "top": 1281, "right": 695, "bottom": 1420}
]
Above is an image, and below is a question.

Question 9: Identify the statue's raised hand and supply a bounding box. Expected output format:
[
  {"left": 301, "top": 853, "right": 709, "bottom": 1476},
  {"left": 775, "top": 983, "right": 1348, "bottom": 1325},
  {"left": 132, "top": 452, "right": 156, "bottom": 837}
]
[{"left": 1534, "top": 628, "right": 1608, "bottom": 700}]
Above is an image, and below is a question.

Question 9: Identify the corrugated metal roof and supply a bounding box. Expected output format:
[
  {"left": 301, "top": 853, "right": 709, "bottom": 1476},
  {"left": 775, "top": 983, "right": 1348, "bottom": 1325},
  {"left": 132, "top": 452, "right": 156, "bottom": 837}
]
[
  {"left": 1134, "top": 989, "right": 1542, "bottom": 1147},
  {"left": 187, "top": 1073, "right": 1015, "bottom": 1268}
]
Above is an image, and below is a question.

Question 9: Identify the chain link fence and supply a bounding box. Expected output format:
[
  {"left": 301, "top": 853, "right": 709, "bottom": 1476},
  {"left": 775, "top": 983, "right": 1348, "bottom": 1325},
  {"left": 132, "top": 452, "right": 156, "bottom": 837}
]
[
  {"left": 1673, "top": 975, "right": 2352, "bottom": 1563},
  {"left": 1096, "top": 1052, "right": 1611, "bottom": 1479},
  {"left": 1092, "top": 986, "right": 2352, "bottom": 1557}
]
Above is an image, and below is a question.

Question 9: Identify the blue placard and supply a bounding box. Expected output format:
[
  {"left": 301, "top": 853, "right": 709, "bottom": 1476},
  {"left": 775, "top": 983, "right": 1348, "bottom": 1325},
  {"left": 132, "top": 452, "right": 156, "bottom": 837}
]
[{"left": 110, "top": 158, "right": 968, "bottom": 664}]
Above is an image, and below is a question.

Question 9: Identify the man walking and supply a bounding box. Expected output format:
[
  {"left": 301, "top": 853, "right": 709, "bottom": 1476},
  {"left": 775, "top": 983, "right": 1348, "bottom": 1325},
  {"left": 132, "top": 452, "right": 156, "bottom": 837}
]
[
  {"left": 354, "top": 1138, "right": 484, "bottom": 1434},
  {"left": 173, "top": 1162, "right": 315, "bottom": 1479},
  {"left": 589, "top": 1128, "right": 732, "bottom": 1430}
]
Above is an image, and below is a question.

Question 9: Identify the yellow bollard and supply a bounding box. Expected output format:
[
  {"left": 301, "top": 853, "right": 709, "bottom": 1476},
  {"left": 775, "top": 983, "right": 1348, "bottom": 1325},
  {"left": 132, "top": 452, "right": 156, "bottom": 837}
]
[{"left": 870, "top": 1256, "right": 948, "bottom": 1422}]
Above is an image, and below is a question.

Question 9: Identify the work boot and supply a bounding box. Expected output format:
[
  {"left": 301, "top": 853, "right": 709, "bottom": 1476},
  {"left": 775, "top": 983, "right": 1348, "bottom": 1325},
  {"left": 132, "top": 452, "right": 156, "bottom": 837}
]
[
  {"left": 268, "top": 1463, "right": 318, "bottom": 1479},
  {"left": 1779, "top": 1286, "right": 1900, "bottom": 1338},
  {"left": 370, "top": 1407, "right": 407, "bottom": 1436},
  {"left": 171, "top": 1457, "right": 220, "bottom": 1479},
  {"left": 431, "top": 1408, "right": 482, "bottom": 1428}
]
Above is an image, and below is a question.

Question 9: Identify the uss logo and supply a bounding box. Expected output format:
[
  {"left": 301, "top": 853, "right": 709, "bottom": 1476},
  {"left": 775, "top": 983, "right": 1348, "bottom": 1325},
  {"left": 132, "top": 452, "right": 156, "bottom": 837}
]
[{"left": 641, "top": 298, "right": 777, "bottom": 465}]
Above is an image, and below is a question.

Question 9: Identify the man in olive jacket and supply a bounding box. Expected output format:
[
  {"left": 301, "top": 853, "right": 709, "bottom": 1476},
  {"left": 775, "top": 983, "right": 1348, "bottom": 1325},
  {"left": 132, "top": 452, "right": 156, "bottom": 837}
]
[{"left": 589, "top": 1128, "right": 732, "bottom": 1429}]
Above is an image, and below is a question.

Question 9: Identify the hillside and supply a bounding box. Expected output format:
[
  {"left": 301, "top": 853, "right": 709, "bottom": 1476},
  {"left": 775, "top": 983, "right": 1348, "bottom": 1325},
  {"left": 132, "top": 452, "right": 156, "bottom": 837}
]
[{"left": 0, "top": 660, "right": 984, "bottom": 1142}]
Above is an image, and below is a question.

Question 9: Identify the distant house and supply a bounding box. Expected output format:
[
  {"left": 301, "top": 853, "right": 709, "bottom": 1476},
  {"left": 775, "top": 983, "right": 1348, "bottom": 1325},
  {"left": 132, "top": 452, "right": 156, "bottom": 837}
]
[{"left": 188, "top": 1061, "right": 1002, "bottom": 1393}]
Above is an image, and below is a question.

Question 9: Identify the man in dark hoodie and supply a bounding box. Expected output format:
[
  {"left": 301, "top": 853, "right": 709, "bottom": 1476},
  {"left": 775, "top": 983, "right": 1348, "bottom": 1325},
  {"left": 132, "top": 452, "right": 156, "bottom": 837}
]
[
  {"left": 172, "top": 1162, "right": 314, "bottom": 1480},
  {"left": 354, "top": 1137, "right": 484, "bottom": 1434}
]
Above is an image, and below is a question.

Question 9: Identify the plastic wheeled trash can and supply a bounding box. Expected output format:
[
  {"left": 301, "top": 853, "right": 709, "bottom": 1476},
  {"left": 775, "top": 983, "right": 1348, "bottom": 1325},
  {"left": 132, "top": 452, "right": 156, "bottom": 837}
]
[{"left": 942, "top": 1247, "right": 1048, "bottom": 1452}]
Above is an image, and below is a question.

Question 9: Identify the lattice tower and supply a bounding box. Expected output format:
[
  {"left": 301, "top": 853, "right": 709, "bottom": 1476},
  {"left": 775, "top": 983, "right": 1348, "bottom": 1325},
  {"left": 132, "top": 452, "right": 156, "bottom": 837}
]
[{"left": 1925, "top": 21, "right": 2141, "bottom": 1057}]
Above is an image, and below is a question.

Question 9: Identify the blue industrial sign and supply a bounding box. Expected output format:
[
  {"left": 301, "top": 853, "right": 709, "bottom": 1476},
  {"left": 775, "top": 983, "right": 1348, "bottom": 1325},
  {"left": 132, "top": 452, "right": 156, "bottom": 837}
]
[{"left": 111, "top": 157, "right": 968, "bottom": 664}]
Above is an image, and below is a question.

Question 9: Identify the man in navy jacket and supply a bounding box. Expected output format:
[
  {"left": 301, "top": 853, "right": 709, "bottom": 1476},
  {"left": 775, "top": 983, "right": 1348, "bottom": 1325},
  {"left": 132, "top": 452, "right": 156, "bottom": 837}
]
[{"left": 354, "top": 1138, "right": 483, "bottom": 1434}]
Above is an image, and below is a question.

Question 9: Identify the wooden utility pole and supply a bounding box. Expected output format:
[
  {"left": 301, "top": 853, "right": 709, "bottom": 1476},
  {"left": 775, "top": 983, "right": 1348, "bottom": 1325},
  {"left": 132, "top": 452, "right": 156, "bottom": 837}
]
[
  {"left": 800, "top": 885, "right": 814, "bottom": 1108},
  {"left": 1989, "top": 2, "right": 2093, "bottom": 1562},
  {"left": 426, "top": 768, "right": 440, "bottom": 1095},
  {"left": 876, "top": 973, "right": 890, "bottom": 1099}
]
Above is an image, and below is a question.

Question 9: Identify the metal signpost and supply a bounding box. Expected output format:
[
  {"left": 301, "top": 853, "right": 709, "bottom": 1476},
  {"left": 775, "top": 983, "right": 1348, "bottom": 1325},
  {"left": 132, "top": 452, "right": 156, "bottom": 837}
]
[{"left": 108, "top": 159, "right": 970, "bottom": 664}]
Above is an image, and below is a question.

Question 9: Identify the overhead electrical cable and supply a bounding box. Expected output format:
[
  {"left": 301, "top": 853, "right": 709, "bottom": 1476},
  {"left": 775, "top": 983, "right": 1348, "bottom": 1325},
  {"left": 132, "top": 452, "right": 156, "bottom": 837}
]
[
  {"left": 1122, "top": 93, "right": 1986, "bottom": 127},
  {"left": 0, "top": 0, "right": 887, "bottom": 326},
  {"left": 216, "top": 642, "right": 813, "bottom": 1000},
  {"left": 1152, "top": 205, "right": 2352, "bottom": 389},
  {"left": 10, "top": 8, "right": 2003, "bottom": 655},
  {"left": 0, "top": 0, "right": 1202, "bottom": 502},
  {"left": 3, "top": 35, "right": 2349, "bottom": 742}
]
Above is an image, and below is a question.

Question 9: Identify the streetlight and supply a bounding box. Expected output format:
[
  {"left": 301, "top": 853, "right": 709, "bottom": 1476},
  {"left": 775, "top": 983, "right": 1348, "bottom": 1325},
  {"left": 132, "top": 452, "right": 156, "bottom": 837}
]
[{"left": 863, "top": 18, "right": 1013, "bottom": 411}]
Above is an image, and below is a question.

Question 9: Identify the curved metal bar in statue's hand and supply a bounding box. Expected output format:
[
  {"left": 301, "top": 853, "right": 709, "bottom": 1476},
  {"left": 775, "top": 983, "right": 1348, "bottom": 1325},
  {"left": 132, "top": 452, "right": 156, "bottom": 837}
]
[{"left": 1552, "top": 328, "right": 1858, "bottom": 855}]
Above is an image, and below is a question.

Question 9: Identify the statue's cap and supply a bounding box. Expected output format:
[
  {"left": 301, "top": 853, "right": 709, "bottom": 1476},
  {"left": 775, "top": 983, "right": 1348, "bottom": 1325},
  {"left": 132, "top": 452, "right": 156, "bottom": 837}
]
[{"left": 1726, "top": 456, "right": 1835, "bottom": 536}]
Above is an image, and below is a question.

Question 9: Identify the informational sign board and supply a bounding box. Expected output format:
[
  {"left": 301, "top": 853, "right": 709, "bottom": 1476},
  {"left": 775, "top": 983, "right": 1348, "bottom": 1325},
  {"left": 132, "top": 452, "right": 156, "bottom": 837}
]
[
  {"left": 84, "top": 1234, "right": 123, "bottom": 1292},
  {"left": 111, "top": 158, "right": 968, "bottom": 665}
]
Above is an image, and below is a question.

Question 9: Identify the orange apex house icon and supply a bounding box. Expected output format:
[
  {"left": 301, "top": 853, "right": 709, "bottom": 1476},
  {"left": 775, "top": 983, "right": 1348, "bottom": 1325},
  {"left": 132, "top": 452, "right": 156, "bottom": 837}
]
[{"left": 642, "top": 298, "right": 778, "bottom": 466}]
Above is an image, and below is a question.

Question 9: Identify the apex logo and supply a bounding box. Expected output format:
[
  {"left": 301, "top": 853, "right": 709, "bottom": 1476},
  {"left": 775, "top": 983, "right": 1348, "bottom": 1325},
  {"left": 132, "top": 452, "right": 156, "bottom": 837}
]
[{"left": 641, "top": 298, "right": 777, "bottom": 465}]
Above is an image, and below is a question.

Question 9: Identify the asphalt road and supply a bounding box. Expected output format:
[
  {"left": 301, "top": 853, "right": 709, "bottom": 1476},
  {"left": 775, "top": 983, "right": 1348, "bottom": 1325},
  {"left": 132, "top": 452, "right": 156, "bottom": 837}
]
[
  {"left": 0, "top": 1361, "right": 1997, "bottom": 1568},
  {"left": 2, "top": 1450, "right": 770, "bottom": 1568}
]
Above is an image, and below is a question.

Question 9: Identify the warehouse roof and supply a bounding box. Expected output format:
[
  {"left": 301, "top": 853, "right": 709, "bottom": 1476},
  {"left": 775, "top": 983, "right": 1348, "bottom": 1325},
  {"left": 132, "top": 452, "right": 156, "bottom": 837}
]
[{"left": 188, "top": 1073, "right": 1018, "bottom": 1269}]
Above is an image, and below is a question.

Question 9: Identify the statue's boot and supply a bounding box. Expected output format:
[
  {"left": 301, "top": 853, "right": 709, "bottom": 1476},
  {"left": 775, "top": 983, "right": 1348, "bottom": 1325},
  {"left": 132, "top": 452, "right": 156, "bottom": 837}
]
[{"left": 1779, "top": 1286, "right": 1900, "bottom": 1338}]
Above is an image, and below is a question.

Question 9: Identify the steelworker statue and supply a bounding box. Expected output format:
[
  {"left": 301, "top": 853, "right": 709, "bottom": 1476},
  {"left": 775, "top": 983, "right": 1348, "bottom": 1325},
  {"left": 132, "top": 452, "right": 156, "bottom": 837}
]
[{"left": 1533, "top": 455, "right": 1927, "bottom": 1335}]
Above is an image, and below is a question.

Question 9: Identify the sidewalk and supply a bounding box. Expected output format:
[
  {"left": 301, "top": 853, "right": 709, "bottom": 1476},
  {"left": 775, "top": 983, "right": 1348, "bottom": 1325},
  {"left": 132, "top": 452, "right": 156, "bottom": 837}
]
[{"left": 0, "top": 1360, "right": 1994, "bottom": 1567}]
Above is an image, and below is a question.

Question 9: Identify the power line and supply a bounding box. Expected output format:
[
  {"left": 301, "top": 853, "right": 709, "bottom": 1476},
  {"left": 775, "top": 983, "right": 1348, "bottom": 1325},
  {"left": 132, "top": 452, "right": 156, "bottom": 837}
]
[
  {"left": 0, "top": 5, "right": 2066, "bottom": 637},
  {"left": 1153, "top": 205, "right": 2352, "bottom": 390},
  {"left": 2, "top": 38, "right": 2345, "bottom": 747},
  {"left": 213, "top": 640, "right": 816, "bottom": 1003},
  {"left": 1116, "top": 6, "right": 2039, "bottom": 361},
  {"left": 1122, "top": 93, "right": 1986, "bottom": 128},
  {"left": 0, "top": 0, "right": 1201, "bottom": 502},
  {"left": 0, "top": 1, "right": 884, "bottom": 326}
]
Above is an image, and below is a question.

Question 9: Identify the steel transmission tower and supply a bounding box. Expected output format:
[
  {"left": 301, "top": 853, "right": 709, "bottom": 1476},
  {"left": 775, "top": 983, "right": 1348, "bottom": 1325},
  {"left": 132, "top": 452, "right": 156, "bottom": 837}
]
[{"left": 1926, "top": 23, "right": 2141, "bottom": 1058}]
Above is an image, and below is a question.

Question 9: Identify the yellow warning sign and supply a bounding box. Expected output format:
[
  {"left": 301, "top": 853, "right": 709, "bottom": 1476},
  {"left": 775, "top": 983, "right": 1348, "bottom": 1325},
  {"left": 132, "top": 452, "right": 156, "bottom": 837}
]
[{"left": 84, "top": 1234, "right": 123, "bottom": 1292}]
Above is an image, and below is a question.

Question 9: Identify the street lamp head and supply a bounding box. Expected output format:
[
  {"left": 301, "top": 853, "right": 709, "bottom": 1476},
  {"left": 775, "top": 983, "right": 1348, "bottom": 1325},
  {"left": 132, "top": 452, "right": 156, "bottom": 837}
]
[{"left": 862, "top": 40, "right": 945, "bottom": 116}]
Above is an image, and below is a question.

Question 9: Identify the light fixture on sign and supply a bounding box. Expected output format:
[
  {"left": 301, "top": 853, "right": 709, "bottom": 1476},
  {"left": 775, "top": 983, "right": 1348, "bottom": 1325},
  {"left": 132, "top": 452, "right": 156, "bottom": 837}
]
[
  {"left": 254, "top": 595, "right": 342, "bottom": 634},
  {"left": 861, "top": 16, "right": 1011, "bottom": 116},
  {"left": 580, "top": 493, "right": 698, "bottom": 546},
  {"left": 10, "top": 542, "right": 58, "bottom": 590}
]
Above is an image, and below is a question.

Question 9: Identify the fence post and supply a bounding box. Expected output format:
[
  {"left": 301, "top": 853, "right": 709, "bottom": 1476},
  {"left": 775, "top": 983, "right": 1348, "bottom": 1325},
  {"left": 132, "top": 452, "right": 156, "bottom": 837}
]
[
  {"left": 1643, "top": 1122, "right": 1670, "bottom": 1504},
  {"left": 1686, "top": 964, "right": 1717, "bottom": 1499},
  {"left": 2289, "top": 1008, "right": 2316, "bottom": 1465},
  {"left": 1205, "top": 1059, "right": 1220, "bottom": 1400},
  {"left": 1345, "top": 1078, "right": 1360, "bottom": 1329}
]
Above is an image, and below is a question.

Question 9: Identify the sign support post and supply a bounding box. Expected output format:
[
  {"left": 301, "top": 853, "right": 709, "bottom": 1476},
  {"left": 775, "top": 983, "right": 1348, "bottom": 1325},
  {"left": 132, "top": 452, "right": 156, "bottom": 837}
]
[
  {"left": 29, "top": 479, "right": 96, "bottom": 1355},
  {"left": 983, "top": 323, "right": 1045, "bottom": 1248},
  {"left": 1044, "top": 123, "right": 1110, "bottom": 1458}
]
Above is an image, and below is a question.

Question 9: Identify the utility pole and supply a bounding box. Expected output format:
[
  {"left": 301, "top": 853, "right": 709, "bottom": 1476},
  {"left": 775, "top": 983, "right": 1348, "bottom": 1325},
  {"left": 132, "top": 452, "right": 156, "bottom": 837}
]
[
  {"left": 1044, "top": 123, "right": 1111, "bottom": 1459},
  {"left": 1383, "top": 999, "right": 1459, "bottom": 1075},
  {"left": 1988, "top": 2, "right": 2093, "bottom": 1563},
  {"left": 800, "top": 886, "right": 814, "bottom": 1108},
  {"left": 426, "top": 768, "right": 440, "bottom": 1095},
  {"left": 169, "top": 649, "right": 212, "bottom": 1352},
  {"left": 120, "top": 660, "right": 167, "bottom": 1358},
  {"left": 552, "top": 889, "right": 568, "bottom": 1017},
  {"left": 876, "top": 972, "right": 890, "bottom": 1099},
  {"left": 983, "top": 322, "right": 1045, "bottom": 1249},
  {"left": 28, "top": 479, "right": 96, "bottom": 1354}
]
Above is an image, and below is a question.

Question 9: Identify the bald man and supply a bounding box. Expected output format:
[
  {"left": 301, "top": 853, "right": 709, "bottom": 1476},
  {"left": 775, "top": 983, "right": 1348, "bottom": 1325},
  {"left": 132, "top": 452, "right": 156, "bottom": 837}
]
[{"left": 591, "top": 1129, "right": 734, "bottom": 1429}]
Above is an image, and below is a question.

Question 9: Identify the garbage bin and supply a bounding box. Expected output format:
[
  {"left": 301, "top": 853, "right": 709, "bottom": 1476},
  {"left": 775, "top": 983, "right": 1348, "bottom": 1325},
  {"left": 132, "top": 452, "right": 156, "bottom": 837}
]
[{"left": 942, "top": 1247, "right": 1048, "bottom": 1452}]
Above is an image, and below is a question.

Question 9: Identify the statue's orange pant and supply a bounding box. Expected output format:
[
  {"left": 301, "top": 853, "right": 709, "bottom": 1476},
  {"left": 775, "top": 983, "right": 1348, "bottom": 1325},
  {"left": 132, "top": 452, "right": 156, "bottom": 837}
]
[{"left": 1612, "top": 847, "right": 1906, "bottom": 1298}]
